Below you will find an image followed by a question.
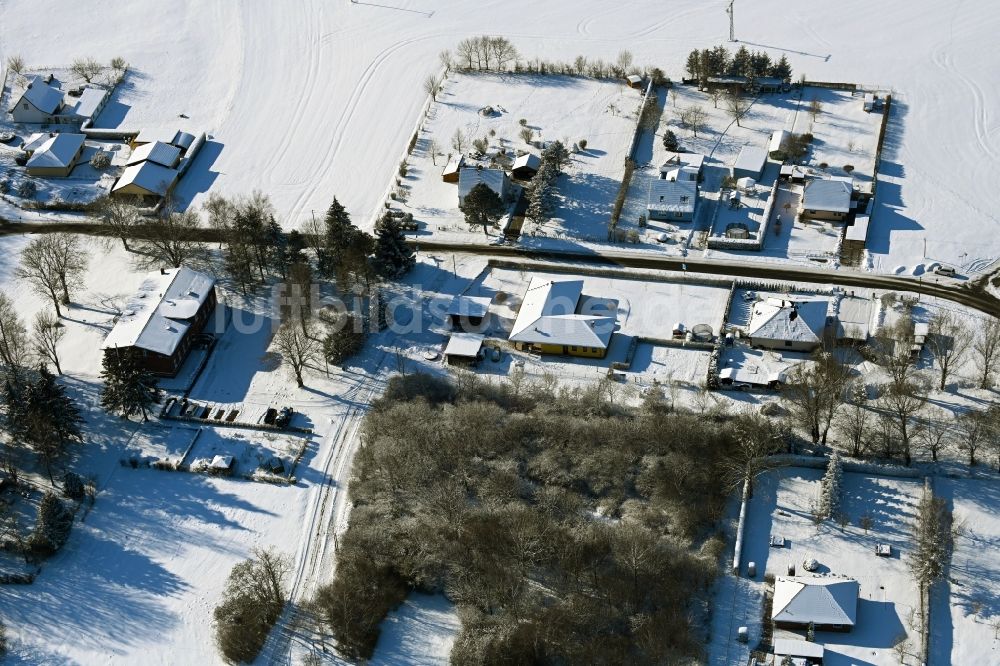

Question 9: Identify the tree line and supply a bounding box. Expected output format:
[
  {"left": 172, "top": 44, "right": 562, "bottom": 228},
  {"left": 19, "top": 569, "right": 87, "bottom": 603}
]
[{"left": 685, "top": 45, "right": 792, "bottom": 83}]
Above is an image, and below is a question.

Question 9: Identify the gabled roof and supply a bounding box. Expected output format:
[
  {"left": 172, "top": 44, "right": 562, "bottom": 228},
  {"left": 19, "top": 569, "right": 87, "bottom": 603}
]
[
  {"left": 25, "top": 133, "right": 85, "bottom": 169},
  {"left": 772, "top": 576, "right": 859, "bottom": 627},
  {"left": 458, "top": 167, "right": 508, "bottom": 201},
  {"left": 747, "top": 298, "right": 827, "bottom": 344},
  {"left": 21, "top": 132, "right": 52, "bottom": 153},
  {"left": 512, "top": 152, "right": 540, "bottom": 171},
  {"left": 509, "top": 277, "right": 614, "bottom": 349},
  {"left": 13, "top": 76, "right": 63, "bottom": 114},
  {"left": 660, "top": 152, "right": 704, "bottom": 174},
  {"left": 442, "top": 154, "right": 465, "bottom": 177},
  {"left": 734, "top": 145, "right": 768, "bottom": 173},
  {"left": 626, "top": 74, "right": 643, "bottom": 84},
  {"left": 447, "top": 295, "right": 491, "bottom": 319},
  {"left": 113, "top": 161, "right": 179, "bottom": 196},
  {"left": 103, "top": 267, "right": 216, "bottom": 356},
  {"left": 773, "top": 639, "right": 824, "bottom": 659},
  {"left": 648, "top": 178, "right": 697, "bottom": 215},
  {"left": 68, "top": 87, "right": 108, "bottom": 120},
  {"left": 127, "top": 141, "right": 181, "bottom": 167},
  {"left": 804, "top": 178, "right": 853, "bottom": 213}
]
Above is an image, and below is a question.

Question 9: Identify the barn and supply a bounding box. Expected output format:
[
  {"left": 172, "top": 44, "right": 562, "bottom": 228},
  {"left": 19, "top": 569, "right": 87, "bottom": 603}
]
[
  {"left": 441, "top": 154, "right": 465, "bottom": 183},
  {"left": 511, "top": 152, "right": 541, "bottom": 180},
  {"left": 102, "top": 266, "right": 218, "bottom": 376}
]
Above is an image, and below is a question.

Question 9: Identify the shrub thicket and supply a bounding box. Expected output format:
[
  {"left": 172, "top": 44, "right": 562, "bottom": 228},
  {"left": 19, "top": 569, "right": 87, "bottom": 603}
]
[{"left": 314, "top": 373, "right": 746, "bottom": 663}]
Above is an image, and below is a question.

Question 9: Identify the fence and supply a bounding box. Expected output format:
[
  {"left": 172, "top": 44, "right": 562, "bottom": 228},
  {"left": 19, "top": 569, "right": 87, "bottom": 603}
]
[
  {"left": 707, "top": 180, "right": 782, "bottom": 251},
  {"left": 801, "top": 80, "right": 859, "bottom": 92},
  {"left": 608, "top": 79, "right": 655, "bottom": 238}
]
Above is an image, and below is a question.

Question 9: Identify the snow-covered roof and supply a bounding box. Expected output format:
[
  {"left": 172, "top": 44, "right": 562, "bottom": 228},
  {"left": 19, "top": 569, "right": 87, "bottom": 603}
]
[
  {"left": 747, "top": 298, "right": 828, "bottom": 344},
  {"left": 127, "top": 141, "right": 181, "bottom": 167},
  {"left": 21, "top": 132, "right": 52, "bottom": 153},
  {"left": 804, "top": 178, "right": 853, "bottom": 213},
  {"left": 172, "top": 131, "right": 196, "bottom": 151},
  {"left": 660, "top": 152, "right": 704, "bottom": 174},
  {"left": 444, "top": 332, "right": 484, "bottom": 358},
  {"left": 733, "top": 146, "right": 768, "bottom": 173},
  {"left": 509, "top": 277, "right": 614, "bottom": 349},
  {"left": 447, "top": 295, "right": 491, "bottom": 318},
  {"left": 773, "top": 639, "right": 824, "bottom": 659},
  {"left": 113, "top": 161, "right": 179, "bottom": 196},
  {"left": 757, "top": 76, "right": 785, "bottom": 87},
  {"left": 13, "top": 76, "right": 63, "bottom": 114},
  {"left": 458, "top": 167, "right": 507, "bottom": 201},
  {"left": 648, "top": 178, "right": 697, "bottom": 215},
  {"left": 719, "top": 363, "right": 787, "bottom": 386},
  {"left": 626, "top": 74, "right": 643, "bottom": 84},
  {"left": 442, "top": 154, "right": 465, "bottom": 176},
  {"left": 512, "top": 152, "right": 540, "bottom": 171},
  {"left": 837, "top": 295, "right": 873, "bottom": 341},
  {"left": 25, "top": 133, "right": 85, "bottom": 169},
  {"left": 772, "top": 576, "right": 859, "bottom": 627},
  {"left": 769, "top": 130, "right": 791, "bottom": 153},
  {"left": 68, "top": 87, "right": 107, "bottom": 119},
  {"left": 737, "top": 176, "right": 756, "bottom": 189},
  {"left": 102, "top": 267, "right": 216, "bottom": 356}
]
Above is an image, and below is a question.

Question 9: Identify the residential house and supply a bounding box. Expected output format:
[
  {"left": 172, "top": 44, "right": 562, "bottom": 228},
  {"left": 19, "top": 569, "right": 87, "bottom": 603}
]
[
  {"left": 772, "top": 576, "right": 859, "bottom": 632},
  {"left": 9, "top": 75, "right": 64, "bottom": 123},
  {"left": 457, "top": 166, "right": 510, "bottom": 207},
  {"left": 756, "top": 76, "right": 786, "bottom": 93},
  {"left": 65, "top": 87, "right": 109, "bottom": 123},
  {"left": 703, "top": 75, "right": 748, "bottom": 92},
  {"left": 508, "top": 277, "right": 615, "bottom": 358},
  {"left": 732, "top": 146, "right": 768, "bottom": 180},
  {"left": 802, "top": 178, "right": 853, "bottom": 221},
  {"left": 648, "top": 177, "right": 697, "bottom": 222},
  {"left": 102, "top": 266, "right": 218, "bottom": 376},
  {"left": 746, "top": 298, "right": 828, "bottom": 352},
  {"left": 25, "top": 133, "right": 86, "bottom": 177},
  {"left": 660, "top": 152, "right": 705, "bottom": 177},
  {"left": 511, "top": 152, "right": 541, "bottom": 180}
]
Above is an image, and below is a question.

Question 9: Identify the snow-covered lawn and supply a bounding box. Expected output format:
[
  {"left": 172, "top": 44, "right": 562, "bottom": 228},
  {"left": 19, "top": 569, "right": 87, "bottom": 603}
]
[{"left": 399, "top": 71, "right": 639, "bottom": 244}]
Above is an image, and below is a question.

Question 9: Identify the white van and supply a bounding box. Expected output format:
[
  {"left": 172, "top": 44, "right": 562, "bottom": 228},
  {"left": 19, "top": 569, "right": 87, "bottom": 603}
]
[{"left": 934, "top": 265, "right": 956, "bottom": 277}]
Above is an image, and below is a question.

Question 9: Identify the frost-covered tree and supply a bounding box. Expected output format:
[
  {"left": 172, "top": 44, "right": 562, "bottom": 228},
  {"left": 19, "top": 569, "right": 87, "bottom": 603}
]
[
  {"left": 0, "top": 293, "right": 29, "bottom": 372},
  {"left": 100, "top": 352, "right": 161, "bottom": 421},
  {"left": 274, "top": 319, "right": 321, "bottom": 387},
  {"left": 973, "top": 317, "right": 1000, "bottom": 389},
  {"left": 818, "top": 450, "right": 843, "bottom": 520},
  {"left": 213, "top": 548, "right": 290, "bottom": 663},
  {"left": 542, "top": 140, "right": 571, "bottom": 173},
  {"left": 16, "top": 234, "right": 89, "bottom": 317},
  {"left": 70, "top": 57, "right": 103, "bottom": 83},
  {"left": 926, "top": 311, "right": 972, "bottom": 390},
  {"left": 31, "top": 311, "right": 65, "bottom": 375},
  {"left": 29, "top": 491, "right": 74, "bottom": 556}
]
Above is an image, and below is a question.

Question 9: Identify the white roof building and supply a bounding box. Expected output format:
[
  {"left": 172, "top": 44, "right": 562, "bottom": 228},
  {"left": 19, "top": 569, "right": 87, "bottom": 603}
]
[
  {"left": 648, "top": 178, "right": 697, "bottom": 219},
  {"left": 447, "top": 295, "right": 492, "bottom": 320},
  {"left": 102, "top": 267, "right": 216, "bottom": 356},
  {"left": 804, "top": 179, "right": 853, "bottom": 215},
  {"left": 509, "top": 277, "right": 614, "bottom": 350},
  {"left": 747, "top": 298, "right": 828, "bottom": 350},
  {"left": 21, "top": 132, "right": 53, "bottom": 153},
  {"left": 512, "top": 152, "right": 541, "bottom": 173},
  {"left": 10, "top": 76, "right": 64, "bottom": 117},
  {"left": 25, "top": 133, "right": 85, "bottom": 171},
  {"left": 773, "top": 638, "right": 825, "bottom": 662},
  {"left": 769, "top": 129, "right": 791, "bottom": 154},
  {"left": 773, "top": 576, "right": 859, "bottom": 629},
  {"left": 444, "top": 332, "right": 484, "bottom": 361},
  {"left": 660, "top": 152, "right": 704, "bottom": 175},
  {"left": 457, "top": 167, "right": 510, "bottom": 206},
  {"left": 113, "top": 161, "right": 179, "bottom": 197},
  {"left": 127, "top": 140, "right": 182, "bottom": 168},
  {"left": 733, "top": 146, "right": 768, "bottom": 178},
  {"left": 68, "top": 87, "right": 108, "bottom": 120}
]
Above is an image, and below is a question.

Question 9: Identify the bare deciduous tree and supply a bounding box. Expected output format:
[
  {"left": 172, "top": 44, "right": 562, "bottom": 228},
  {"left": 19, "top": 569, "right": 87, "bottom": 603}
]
[
  {"left": 0, "top": 293, "right": 29, "bottom": 371},
  {"left": 134, "top": 209, "right": 203, "bottom": 269},
  {"left": 428, "top": 138, "right": 439, "bottom": 166},
  {"left": 452, "top": 127, "right": 466, "bottom": 154},
  {"left": 918, "top": 407, "right": 952, "bottom": 463},
  {"left": 97, "top": 197, "right": 140, "bottom": 251},
  {"left": 709, "top": 88, "right": 723, "bottom": 109},
  {"left": 809, "top": 97, "right": 823, "bottom": 121},
  {"left": 877, "top": 375, "right": 928, "bottom": 466},
  {"left": 784, "top": 351, "right": 851, "bottom": 445},
  {"left": 6, "top": 54, "right": 25, "bottom": 75},
  {"left": 274, "top": 319, "right": 321, "bottom": 387},
  {"left": 423, "top": 74, "right": 439, "bottom": 100},
  {"left": 31, "top": 311, "right": 66, "bottom": 375},
  {"left": 614, "top": 49, "right": 634, "bottom": 76},
  {"left": 679, "top": 105, "right": 708, "bottom": 138},
  {"left": 70, "top": 57, "right": 103, "bottom": 83},
  {"left": 15, "top": 234, "right": 89, "bottom": 317},
  {"left": 955, "top": 408, "right": 989, "bottom": 466},
  {"left": 836, "top": 380, "right": 871, "bottom": 457},
  {"left": 926, "top": 311, "right": 973, "bottom": 390},
  {"left": 724, "top": 91, "right": 750, "bottom": 127},
  {"left": 973, "top": 316, "right": 1000, "bottom": 389}
]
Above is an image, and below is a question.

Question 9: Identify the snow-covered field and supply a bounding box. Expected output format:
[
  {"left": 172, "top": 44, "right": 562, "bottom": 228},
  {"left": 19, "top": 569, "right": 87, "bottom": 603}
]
[{"left": 2, "top": 1, "right": 997, "bottom": 272}]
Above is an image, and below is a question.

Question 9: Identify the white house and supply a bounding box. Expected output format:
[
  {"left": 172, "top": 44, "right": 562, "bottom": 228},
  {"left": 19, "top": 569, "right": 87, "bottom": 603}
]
[
  {"left": 112, "top": 161, "right": 179, "bottom": 203},
  {"left": 508, "top": 277, "right": 615, "bottom": 358},
  {"left": 746, "top": 298, "right": 829, "bottom": 352},
  {"left": 25, "top": 133, "right": 86, "bottom": 177},
  {"left": 648, "top": 178, "right": 697, "bottom": 222},
  {"left": 66, "top": 87, "right": 109, "bottom": 122},
  {"left": 802, "top": 178, "right": 853, "bottom": 221},
  {"left": 9, "top": 76, "right": 64, "bottom": 123}
]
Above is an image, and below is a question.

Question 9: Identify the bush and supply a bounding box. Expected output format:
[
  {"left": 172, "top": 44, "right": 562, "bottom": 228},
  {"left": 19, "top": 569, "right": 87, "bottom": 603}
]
[
  {"left": 62, "top": 472, "right": 85, "bottom": 500},
  {"left": 519, "top": 128, "right": 534, "bottom": 144},
  {"left": 29, "top": 492, "right": 73, "bottom": 557},
  {"left": 90, "top": 151, "right": 111, "bottom": 169},
  {"left": 0, "top": 178, "right": 9, "bottom": 194},
  {"left": 472, "top": 137, "right": 489, "bottom": 154},
  {"left": 518, "top": 118, "right": 527, "bottom": 127},
  {"left": 818, "top": 162, "right": 829, "bottom": 170},
  {"left": 627, "top": 229, "right": 640, "bottom": 243},
  {"left": 662, "top": 130, "right": 679, "bottom": 152},
  {"left": 578, "top": 139, "right": 588, "bottom": 150},
  {"left": 769, "top": 149, "right": 788, "bottom": 162},
  {"left": 843, "top": 164, "right": 855, "bottom": 173},
  {"left": 397, "top": 161, "right": 408, "bottom": 178},
  {"left": 17, "top": 179, "right": 36, "bottom": 198}
]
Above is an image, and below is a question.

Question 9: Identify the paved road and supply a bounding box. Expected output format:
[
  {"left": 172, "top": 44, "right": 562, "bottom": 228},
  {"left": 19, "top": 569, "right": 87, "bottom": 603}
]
[
  {"left": 412, "top": 240, "right": 1000, "bottom": 318},
  {"left": 3, "top": 219, "right": 998, "bottom": 317}
]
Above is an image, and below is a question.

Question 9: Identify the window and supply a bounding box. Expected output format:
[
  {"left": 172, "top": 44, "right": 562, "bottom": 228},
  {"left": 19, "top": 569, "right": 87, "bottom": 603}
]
[
  {"left": 22, "top": 103, "right": 28, "bottom": 110},
  {"left": 675, "top": 212, "right": 683, "bottom": 218},
  {"left": 680, "top": 195, "right": 689, "bottom": 202},
  {"left": 784, "top": 341, "right": 793, "bottom": 347},
  {"left": 570, "top": 346, "right": 578, "bottom": 352},
  {"left": 659, "top": 195, "right": 664, "bottom": 202}
]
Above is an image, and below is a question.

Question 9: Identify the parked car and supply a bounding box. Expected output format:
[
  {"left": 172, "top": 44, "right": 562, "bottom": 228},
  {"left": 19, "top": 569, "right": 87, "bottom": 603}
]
[{"left": 933, "top": 265, "right": 956, "bottom": 277}]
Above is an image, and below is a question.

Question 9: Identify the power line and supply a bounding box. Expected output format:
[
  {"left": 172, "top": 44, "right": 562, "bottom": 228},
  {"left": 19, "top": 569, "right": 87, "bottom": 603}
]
[{"left": 726, "top": 1, "right": 736, "bottom": 42}]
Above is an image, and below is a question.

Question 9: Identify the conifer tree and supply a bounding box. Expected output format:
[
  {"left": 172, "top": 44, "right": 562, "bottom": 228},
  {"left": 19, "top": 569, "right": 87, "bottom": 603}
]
[
  {"left": 100, "top": 353, "right": 161, "bottom": 421},
  {"left": 29, "top": 490, "right": 74, "bottom": 555},
  {"left": 10, "top": 366, "right": 84, "bottom": 483},
  {"left": 818, "top": 450, "right": 843, "bottom": 520},
  {"left": 460, "top": 183, "right": 506, "bottom": 236},
  {"left": 372, "top": 215, "right": 415, "bottom": 278}
]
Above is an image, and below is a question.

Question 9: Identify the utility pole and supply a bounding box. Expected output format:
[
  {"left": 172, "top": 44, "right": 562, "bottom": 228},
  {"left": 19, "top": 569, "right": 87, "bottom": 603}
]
[{"left": 726, "top": 1, "right": 736, "bottom": 42}]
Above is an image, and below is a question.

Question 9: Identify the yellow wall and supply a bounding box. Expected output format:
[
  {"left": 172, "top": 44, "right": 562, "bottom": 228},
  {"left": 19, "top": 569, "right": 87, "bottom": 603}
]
[{"left": 524, "top": 342, "right": 608, "bottom": 359}]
